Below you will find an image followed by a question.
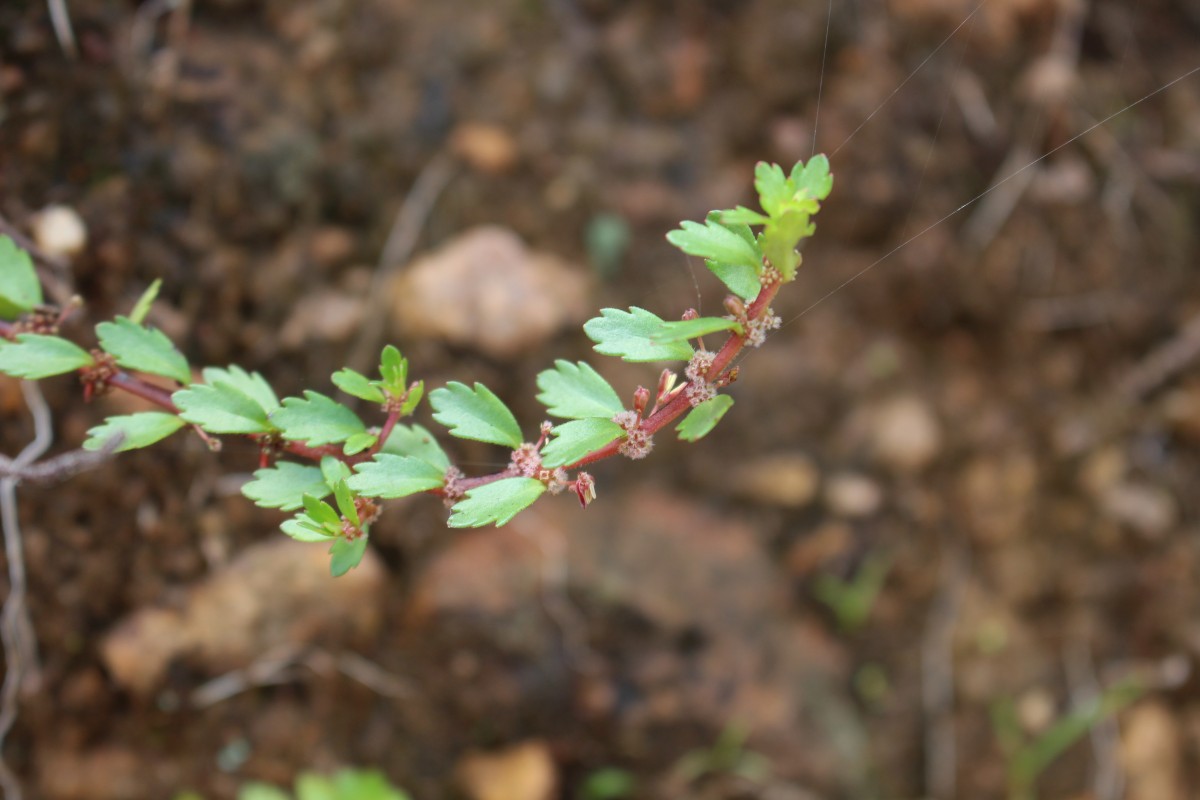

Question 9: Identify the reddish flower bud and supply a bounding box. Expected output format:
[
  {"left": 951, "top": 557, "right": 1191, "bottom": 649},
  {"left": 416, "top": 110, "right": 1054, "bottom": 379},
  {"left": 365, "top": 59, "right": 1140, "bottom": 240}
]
[
  {"left": 632, "top": 385, "right": 650, "bottom": 416},
  {"left": 724, "top": 295, "right": 746, "bottom": 319},
  {"left": 681, "top": 308, "right": 699, "bottom": 321},
  {"left": 574, "top": 472, "right": 597, "bottom": 508}
]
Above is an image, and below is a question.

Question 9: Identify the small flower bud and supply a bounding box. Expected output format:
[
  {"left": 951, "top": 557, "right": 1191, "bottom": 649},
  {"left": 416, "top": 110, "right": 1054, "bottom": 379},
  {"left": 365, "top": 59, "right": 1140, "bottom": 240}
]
[
  {"left": 656, "top": 369, "right": 678, "bottom": 404},
  {"left": 632, "top": 385, "right": 650, "bottom": 416},
  {"left": 724, "top": 295, "right": 746, "bottom": 319},
  {"left": 681, "top": 308, "right": 699, "bottom": 321},
  {"left": 574, "top": 472, "right": 597, "bottom": 508}
]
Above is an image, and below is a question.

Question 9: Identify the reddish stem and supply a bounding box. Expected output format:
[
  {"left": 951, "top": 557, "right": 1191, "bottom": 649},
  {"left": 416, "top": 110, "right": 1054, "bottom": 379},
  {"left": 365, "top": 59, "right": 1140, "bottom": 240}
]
[{"left": 110, "top": 372, "right": 180, "bottom": 411}]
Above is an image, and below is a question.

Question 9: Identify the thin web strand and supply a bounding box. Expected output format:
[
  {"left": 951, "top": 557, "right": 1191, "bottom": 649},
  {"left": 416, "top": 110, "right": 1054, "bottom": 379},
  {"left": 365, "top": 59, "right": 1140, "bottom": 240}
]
[
  {"left": 789, "top": 63, "right": 1200, "bottom": 325},
  {"left": 830, "top": 0, "right": 990, "bottom": 159},
  {"left": 812, "top": 0, "right": 834, "bottom": 156}
]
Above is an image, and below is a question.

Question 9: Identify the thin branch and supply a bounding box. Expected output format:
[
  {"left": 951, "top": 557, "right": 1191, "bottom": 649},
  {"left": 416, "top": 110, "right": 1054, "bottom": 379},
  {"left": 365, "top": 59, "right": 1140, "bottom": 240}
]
[
  {"left": 190, "top": 646, "right": 412, "bottom": 707},
  {"left": 46, "top": 0, "right": 79, "bottom": 59},
  {"left": 0, "top": 382, "right": 56, "bottom": 800},
  {"left": 922, "top": 539, "right": 967, "bottom": 800},
  {"left": 348, "top": 153, "right": 456, "bottom": 373}
]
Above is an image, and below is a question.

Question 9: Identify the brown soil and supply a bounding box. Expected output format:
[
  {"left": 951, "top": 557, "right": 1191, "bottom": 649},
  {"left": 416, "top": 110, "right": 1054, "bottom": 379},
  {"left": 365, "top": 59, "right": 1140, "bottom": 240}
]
[{"left": 2, "top": 0, "right": 1200, "bottom": 798}]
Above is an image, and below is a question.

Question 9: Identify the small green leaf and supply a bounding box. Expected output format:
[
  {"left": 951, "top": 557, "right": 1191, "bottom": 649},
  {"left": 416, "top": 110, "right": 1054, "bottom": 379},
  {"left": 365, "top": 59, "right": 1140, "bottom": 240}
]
[
  {"left": 399, "top": 380, "right": 424, "bottom": 416},
  {"left": 320, "top": 456, "right": 351, "bottom": 488},
  {"left": 237, "top": 784, "right": 293, "bottom": 800},
  {"left": 536, "top": 360, "right": 624, "bottom": 420},
  {"left": 332, "top": 367, "right": 385, "bottom": 403},
  {"left": 83, "top": 411, "right": 185, "bottom": 452},
  {"left": 333, "top": 480, "right": 360, "bottom": 527},
  {"left": 329, "top": 536, "right": 368, "bottom": 577},
  {"left": 790, "top": 154, "right": 833, "bottom": 201},
  {"left": 96, "top": 316, "right": 191, "bottom": 384},
  {"left": 0, "top": 334, "right": 94, "bottom": 378},
  {"left": 754, "top": 161, "right": 791, "bottom": 217},
  {"left": 0, "top": 236, "right": 43, "bottom": 319},
  {"left": 347, "top": 454, "right": 446, "bottom": 499},
  {"left": 272, "top": 390, "right": 367, "bottom": 446},
  {"left": 429, "top": 381, "right": 523, "bottom": 449},
  {"left": 448, "top": 477, "right": 546, "bottom": 528},
  {"left": 303, "top": 493, "right": 341, "bottom": 530},
  {"left": 242, "top": 462, "right": 328, "bottom": 511},
  {"left": 719, "top": 206, "right": 770, "bottom": 226},
  {"left": 294, "top": 773, "right": 339, "bottom": 800},
  {"left": 676, "top": 395, "right": 734, "bottom": 442},
  {"left": 583, "top": 307, "right": 695, "bottom": 363},
  {"left": 200, "top": 365, "right": 279, "bottom": 415},
  {"left": 342, "top": 431, "right": 378, "bottom": 456},
  {"left": 666, "top": 219, "right": 761, "bottom": 271},
  {"left": 128, "top": 278, "right": 162, "bottom": 325},
  {"left": 541, "top": 418, "right": 624, "bottom": 467},
  {"left": 379, "top": 344, "right": 407, "bottom": 390},
  {"left": 329, "top": 769, "right": 410, "bottom": 800},
  {"left": 381, "top": 423, "right": 450, "bottom": 470},
  {"left": 173, "top": 379, "right": 274, "bottom": 434},
  {"left": 652, "top": 316, "right": 742, "bottom": 343},
  {"left": 281, "top": 513, "right": 337, "bottom": 543}
]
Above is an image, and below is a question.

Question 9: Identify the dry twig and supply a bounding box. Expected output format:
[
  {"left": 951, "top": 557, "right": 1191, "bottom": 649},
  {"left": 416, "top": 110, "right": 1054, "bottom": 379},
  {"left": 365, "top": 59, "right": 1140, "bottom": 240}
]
[
  {"left": 0, "top": 383, "right": 55, "bottom": 800},
  {"left": 46, "top": 0, "right": 78, "bottom": 59},
  {"left": 921, "top": 540, "right": 967, "bottom": 800},
  {"left": 347, "top": 153, "right": 456, "bottom": 373}
]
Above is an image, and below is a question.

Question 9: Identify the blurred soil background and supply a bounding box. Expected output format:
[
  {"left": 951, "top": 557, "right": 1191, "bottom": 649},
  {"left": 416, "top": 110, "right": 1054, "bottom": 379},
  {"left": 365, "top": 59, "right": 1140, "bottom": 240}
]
[{"left": 2, "top": 0, "right": 1200, "bottom": 797}]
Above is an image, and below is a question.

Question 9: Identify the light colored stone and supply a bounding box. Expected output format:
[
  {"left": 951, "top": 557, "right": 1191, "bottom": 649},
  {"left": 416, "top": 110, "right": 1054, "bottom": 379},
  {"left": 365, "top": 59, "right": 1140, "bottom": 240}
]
[
  {"left": 457, "top": 741, "right": 557, "bottom": 800},
  {"left": 869, "top": 395, "right": 942, "bottom": 473},
  {"left": 390, "top": 227, "right": 590, "bottom": 360},
  {"left": 824, "top": 472, "right": 883, "bottom": 518},
  {"left": 1122, "top": 702, "right": 1185, "bottom": 800},
  {"left": 728, "top": 453, "right": 820, "bottom": 508},
  {"left": 1102, "top": 482, "right": 1177, "bottom": 539},
  {"left": 31, "top": 204, "right": 87, "bottom": 257},
  {"left": 101, "top": 538, "right": 385, "bottom": 694},
  {"left": 452, "top": 123, "right": 519, "bottom": 174}
]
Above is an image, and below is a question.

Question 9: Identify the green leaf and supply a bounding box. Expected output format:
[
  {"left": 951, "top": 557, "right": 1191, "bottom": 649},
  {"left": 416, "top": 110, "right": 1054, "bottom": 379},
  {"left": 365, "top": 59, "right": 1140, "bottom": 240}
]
[
  {"left": 652, "top": 316, "right": 742, "bottom": 343},
  {"left": 294, "top": 773, "right": 338, "bottom": 800},
  {"left": 320, "top": 456, "right": 351, "bottom": 488},
  {"left": 0, "top": 236, "right": 42, "bottom": 319},
  {"left": 399, "top": 380, "right": 424, "bottom": 416},
  {"left": 790, "top": 154, "right": 833, "bottom": 201},
  {"left": 583, "top": 307, "right": 695, "bottom": 363},
  {"left": 332, "top": 367, "right": 385, "bottom": 403},
  {"left": 754, "top": 161, "right": 791, "bottom": 217},
  {"left": 536, "top": 360, "right": 624, "bottom": 420},
  {"left": 380, "top": 423, "right": 450, "bottom": 470},
  {"left": 719, "top": 206, "right": 770, "bottom": 226},
  {"left": 0, "top": 334, "right": 94, "bottom": 378},
  {"left": 329, "top": 536, "right": 368, "bottom": 577},
  {"left": 666, "top": 219, "right": 761, "bottom": 271},
  {"left": 96, "top": 316, "right": 191, "bottom": 384},
  {"left": 429, "top": 381, "right": 523, "bottom": 449},
  {"left": 448, "top": 477, "right": 546, "bottom": 528},
  {"left": 303, "top": 493, "right": 341, "bottom": 530},
  {"left": 200, "top": 365, "right": 279, "bottom": 415},
  {"left": 541, "top": 418, "right": 624, "bottom": 468},
  {"left": 329, "top": 769, "right": 410, "bottom": 800},
  {"left": 128, "top": 278, "right": 161, "bottom": 325},
  {"left": 237, "top": 784, "right": 293, "bottom": 800},
  {"left": 333, "top": 480, "right": 360, "bottom": 527},
  {"left": 676, "top": 395, "right": 734, "bottom": 441},
  {"left": 379, "top": 344, "right": 407, "bottom": 391},
  {"left": 281, "top": 513, "right": 337, "bottom": 543},
  {"left": 242, "top": 462, "right": 328, "bottom": 511},
  {"left": 272, "top": 390, "right": 367, "bottom": 446},
  {"left": 83, "top": 411, "right": 185, "bottom": 452},
  {"left": 342, "top": 431, "right": 378, "bottom": 456},
  {"left": 347, "top": 454, "right": 445, "bottom": 499},
  {"left": 173, "top": 379, "right": 275, "bottom": 434}
]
